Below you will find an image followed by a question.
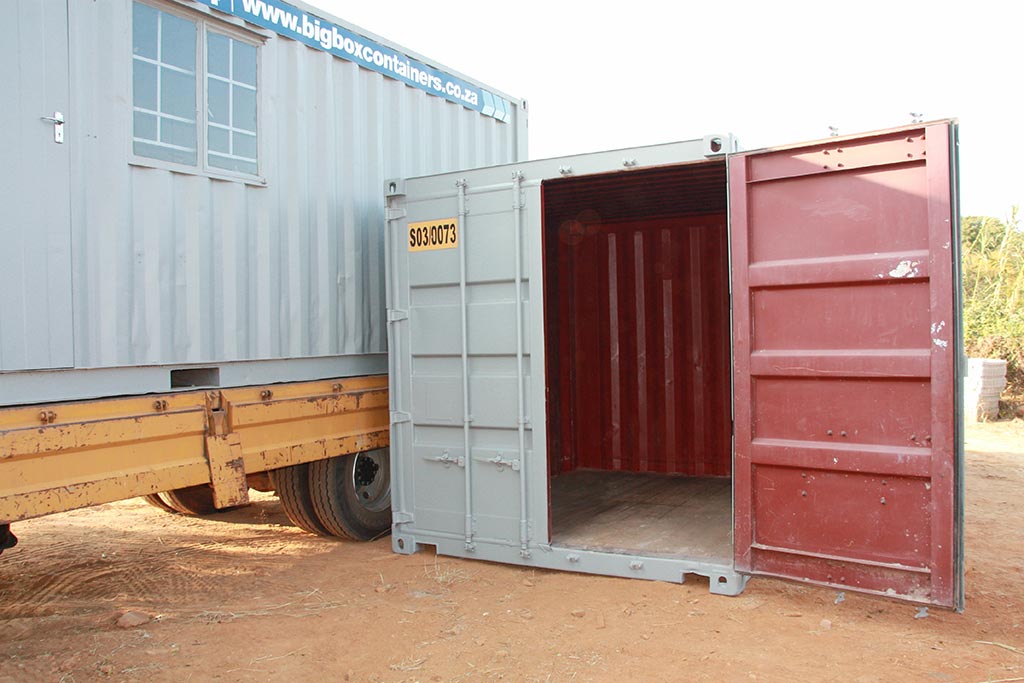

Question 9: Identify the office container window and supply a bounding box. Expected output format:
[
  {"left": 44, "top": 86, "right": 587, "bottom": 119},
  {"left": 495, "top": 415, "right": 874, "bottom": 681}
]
[
  {"left": 131, "top": 2, "right": 260, "bottom": 178},
  {"left": 132, "top": 3, "right": 198, "bottom": 165},
  {"left": 206, "top": 33, "right": 258, "bottom": 175}
]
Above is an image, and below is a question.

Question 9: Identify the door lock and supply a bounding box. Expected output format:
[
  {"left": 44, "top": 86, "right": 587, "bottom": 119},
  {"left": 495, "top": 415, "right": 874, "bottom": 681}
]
[{"left": 41, "top": 112, "right": 64, "bottom": 143}]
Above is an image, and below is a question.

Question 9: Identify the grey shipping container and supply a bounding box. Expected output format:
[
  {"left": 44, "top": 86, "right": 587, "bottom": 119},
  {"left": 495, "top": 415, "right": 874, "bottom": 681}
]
[
  {"left": 385, "top": 122, "right": 966, "bottom": 609},
  {"left": 0, "top": 0, "right": 526, "bottom": 407}
]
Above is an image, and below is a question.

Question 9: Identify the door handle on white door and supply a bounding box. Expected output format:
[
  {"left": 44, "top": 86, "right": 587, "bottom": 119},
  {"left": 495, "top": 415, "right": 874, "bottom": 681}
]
[{"left": 40, "top": 111, "right": 64, "bottom": 143}]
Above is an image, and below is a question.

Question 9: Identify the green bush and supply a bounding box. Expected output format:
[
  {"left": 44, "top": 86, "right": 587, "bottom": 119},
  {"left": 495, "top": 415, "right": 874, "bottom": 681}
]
[{"left": 962, "top": 209, "right": 1024, "bottom": 396}]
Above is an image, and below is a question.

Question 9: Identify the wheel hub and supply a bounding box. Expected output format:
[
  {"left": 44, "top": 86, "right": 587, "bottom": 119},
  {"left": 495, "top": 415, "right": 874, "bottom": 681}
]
[{"left": 354, "top": 454, "right": 380, "bottom": 487}]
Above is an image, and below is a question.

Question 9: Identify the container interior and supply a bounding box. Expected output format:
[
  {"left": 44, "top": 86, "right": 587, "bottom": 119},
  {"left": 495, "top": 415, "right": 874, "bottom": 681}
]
[{"left": 542, "top": 159, "right": 732, "bottom": 561}]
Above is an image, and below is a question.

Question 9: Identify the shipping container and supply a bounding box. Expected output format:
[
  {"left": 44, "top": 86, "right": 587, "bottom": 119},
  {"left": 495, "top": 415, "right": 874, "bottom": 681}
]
[
  {"left": 0, "top": 0, "right": 526, "bottom": 407},
  {"left": 385, "top": 122, "right": 965, "bottom": 609},
  {"left": 0, "top": 0, "right": 524, "bottom": 545}
]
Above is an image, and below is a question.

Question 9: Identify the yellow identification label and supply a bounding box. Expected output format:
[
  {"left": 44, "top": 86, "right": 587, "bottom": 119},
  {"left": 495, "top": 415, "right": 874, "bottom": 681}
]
[{"left": 408, "top": 218, "right": 459, "bottom": 252}]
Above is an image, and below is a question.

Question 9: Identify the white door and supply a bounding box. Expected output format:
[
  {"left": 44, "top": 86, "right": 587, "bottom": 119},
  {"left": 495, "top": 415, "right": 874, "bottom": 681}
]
[{"left": 0, "top": 0, "right": 74, "bottom": 371}]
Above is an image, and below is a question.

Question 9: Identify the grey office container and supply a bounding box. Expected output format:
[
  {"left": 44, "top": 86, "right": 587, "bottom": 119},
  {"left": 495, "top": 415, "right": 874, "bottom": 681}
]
[
  {"left": 0, "top": 0, "right": 525, "bottom": 406},
  {"left": 385, "top": 122, "right": 966, "bottom": 609}
]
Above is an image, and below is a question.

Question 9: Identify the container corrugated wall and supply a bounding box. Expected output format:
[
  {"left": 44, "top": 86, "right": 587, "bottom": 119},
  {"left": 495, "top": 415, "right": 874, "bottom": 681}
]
[
  {"left": 543, "top": 164, "right": 732, "bottom": 478},
  {"left": 549, "top": 218, "right": 732, "bottom": 477},
  {"left": 53, "top": 1, "right": 522, "bottom": 375}
]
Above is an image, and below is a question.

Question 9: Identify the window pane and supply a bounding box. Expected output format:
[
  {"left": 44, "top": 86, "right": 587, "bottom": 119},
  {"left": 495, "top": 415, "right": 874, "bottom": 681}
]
[
  {"left": 207, "top": 32, "right": 230, "bottom": 79},
  {"left": 160, "top": 118, "right": 196, "bottom": 150},
  {"left": 232, "top": 85, "right": 256, "bottom": 132},
  {"left": 161, "top": 67, "right": 195, "bottom": 120},
  {"left": 133, "top": 111, "right": 157, "bottom": 141},
  {"left": 232, "top": 41, "right": 257, "bottom": 86},
  {"left": 132, "top": 2, "right": 158, "bottom": 59},
  {"left": 208, "top": 78, "right": 229, "bottom": 125},
  {"left": 233, "top": 131, "right": 257, "bottom": 160},
  {"left": 209, "top": 154, "right": 257, "bottom": 176},
  {"left": 134, "top": 140, "right": 196, "bottom": 166},
  {"left": 209, "top": 126, "right": 230, "bottom": 154},
  {"left": 160, "top": 12, "right": 196, "bottom": 71},
  {"left": 132, "top": 59, "right": 157, "bottom": 111}
]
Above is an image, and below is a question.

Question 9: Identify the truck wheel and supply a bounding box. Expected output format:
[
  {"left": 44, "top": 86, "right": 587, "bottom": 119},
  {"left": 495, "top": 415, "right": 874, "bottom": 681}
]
[
  {"left": 309, "top": 449, "right": 391, "bottom": 541},
  {"left": 0, "top": 524, "right": 17, "bottom": 555},
  {"left": 142, "top": 493, "right": 178, "bottom": 513},
  {"left": 270, "top": 464, "right": 331, "bottom": 536},
  {"left": 162, "top": 485, "right": 224, "bottom": 516}
]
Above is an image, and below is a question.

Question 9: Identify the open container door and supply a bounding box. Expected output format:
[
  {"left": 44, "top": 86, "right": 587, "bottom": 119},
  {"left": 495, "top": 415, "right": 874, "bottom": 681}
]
[{"left": 730, "top": 121, "right": 963, "bottom": 609}]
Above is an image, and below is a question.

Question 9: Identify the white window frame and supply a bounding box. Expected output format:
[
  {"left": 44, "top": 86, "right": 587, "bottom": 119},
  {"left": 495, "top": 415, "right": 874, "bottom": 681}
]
[{"left": 129, "top": 0, "right": 267, "bottom": 186}]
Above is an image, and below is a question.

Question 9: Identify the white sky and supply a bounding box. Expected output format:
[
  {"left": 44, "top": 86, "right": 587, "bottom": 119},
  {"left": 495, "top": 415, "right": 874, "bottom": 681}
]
[{"left": 318, "top": 0, "right": 1021, "bottom": 219}]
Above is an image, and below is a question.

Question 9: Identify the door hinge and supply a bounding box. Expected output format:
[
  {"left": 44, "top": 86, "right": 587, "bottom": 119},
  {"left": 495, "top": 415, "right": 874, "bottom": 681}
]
[
  {"left": 386, "top": 207, "right": 407, "bottom": 221},
  {"left": 387, "top": 308, "right": 408, "bottom": 323},
  {"left": 392, "top": 511, "right": 414, "bottom": 524},
  {"left": 390, "top": 410, "right": 411, "bottom": 424}
]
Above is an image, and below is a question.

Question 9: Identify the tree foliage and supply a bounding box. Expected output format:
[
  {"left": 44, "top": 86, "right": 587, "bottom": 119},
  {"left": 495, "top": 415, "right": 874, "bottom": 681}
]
[{"left": 962, "top": 208, "right": 1024, "bottom": 395}]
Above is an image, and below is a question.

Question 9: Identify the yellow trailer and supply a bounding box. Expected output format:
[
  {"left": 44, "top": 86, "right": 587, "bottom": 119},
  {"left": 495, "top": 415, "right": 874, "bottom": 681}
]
[{"left": 0, "top": 376, "right": 390, "bottom": 553}]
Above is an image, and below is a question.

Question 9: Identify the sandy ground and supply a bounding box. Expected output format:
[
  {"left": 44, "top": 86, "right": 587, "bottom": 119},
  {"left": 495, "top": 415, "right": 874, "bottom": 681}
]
[{"left": 1, "top": 422, "right": 1022, "bottom": 683}]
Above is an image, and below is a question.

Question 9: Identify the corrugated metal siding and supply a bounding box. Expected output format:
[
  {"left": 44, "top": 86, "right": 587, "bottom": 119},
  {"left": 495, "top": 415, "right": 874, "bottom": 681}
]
[
  {"left": 64, "top": 0, "right": 522, "bottom": 370},
  {"left": 543, "top": 163, "right": 731, "bottom": 477}
]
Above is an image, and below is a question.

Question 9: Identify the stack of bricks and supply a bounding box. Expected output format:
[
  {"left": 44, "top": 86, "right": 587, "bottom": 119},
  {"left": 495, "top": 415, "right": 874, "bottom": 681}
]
[{"left": 965, "top": 358, "right": 1007, "bottom": 422}]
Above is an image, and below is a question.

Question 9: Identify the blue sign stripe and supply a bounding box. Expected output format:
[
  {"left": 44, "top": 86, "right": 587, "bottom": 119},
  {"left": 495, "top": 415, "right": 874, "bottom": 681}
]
[{"left": 194, "top": 0, "right": 510, "bottom": 121}]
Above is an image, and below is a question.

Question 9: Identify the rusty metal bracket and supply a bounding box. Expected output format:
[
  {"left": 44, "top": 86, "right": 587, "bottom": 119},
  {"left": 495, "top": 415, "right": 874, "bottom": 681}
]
[{"left": 204, "top": 392, "right": 249, "bottom": 508}]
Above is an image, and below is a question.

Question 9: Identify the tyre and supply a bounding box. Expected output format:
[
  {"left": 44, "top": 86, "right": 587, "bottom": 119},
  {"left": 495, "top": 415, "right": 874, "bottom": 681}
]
[
  {"left": 161, "top": 485, "right": 224, "bottom": 516},
  {"left": 0, "top": 524, "right": 17, "bottom": 555},
  {"left": 309, "top": 449, "right": 391, "bottom": 541},
  {"left": 142, "top": 493, "right": 178, "bottom": 513},
  {"left": 270, "top": 463, "right": 331, "bottom": 536}
]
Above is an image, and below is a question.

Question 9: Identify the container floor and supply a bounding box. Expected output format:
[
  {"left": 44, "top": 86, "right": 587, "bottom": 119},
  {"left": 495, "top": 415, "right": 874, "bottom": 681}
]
[{"left": 549, "top": 470, "right": 732, "bottom": 562}]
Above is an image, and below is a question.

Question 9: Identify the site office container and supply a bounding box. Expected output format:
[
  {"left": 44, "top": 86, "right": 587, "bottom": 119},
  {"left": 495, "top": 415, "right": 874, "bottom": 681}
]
[
  {"left": 385, "top": 122, "right": 965, "bottom": 609},
  {"left": 0, "top": 0, "right": 524, "bottom": 541}
]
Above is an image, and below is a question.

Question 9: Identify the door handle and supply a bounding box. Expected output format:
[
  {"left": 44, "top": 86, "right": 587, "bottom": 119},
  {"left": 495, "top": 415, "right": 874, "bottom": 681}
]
[{"left": 40, "top": 112, "right": 64, "bottom": 143}]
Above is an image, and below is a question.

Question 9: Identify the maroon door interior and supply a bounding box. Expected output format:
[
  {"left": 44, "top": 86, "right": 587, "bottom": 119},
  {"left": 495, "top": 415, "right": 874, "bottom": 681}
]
[{"left": 730, "top": 122, "right": 962, "bottom": 608}]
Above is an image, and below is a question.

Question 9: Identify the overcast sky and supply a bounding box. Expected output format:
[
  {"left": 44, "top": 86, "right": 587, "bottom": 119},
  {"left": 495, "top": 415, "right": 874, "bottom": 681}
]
[{"left": 318, "top": 0, "right": 1020, "bottom": 219}]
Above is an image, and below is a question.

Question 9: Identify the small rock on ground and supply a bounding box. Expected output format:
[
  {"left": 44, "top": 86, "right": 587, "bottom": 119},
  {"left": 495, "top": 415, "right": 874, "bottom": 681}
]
[{"left": 115, "top": 611, "right": 152, "bottom": 629}]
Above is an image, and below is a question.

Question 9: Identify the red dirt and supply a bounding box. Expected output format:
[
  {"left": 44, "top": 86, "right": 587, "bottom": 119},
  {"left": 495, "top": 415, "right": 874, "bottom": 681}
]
[{"left": 1, "top": 421, "right": 1022, "bottom": 682}]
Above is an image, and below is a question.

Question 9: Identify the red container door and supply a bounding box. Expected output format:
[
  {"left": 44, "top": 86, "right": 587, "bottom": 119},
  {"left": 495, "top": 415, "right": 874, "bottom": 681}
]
[{"left": 730, "top": 122, "right": 962, "bottom": 608}]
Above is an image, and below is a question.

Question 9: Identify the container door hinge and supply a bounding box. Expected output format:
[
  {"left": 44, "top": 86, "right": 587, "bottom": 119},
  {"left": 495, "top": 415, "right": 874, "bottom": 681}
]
[
  {"left": 386, "top": 207, "right": 407, "bottom": 221},
  {"left": 390, "top": 410, "right": 411, "bottom": 424},
  {"left": 392, "top": 511, "right": 414, "bottom": 524},
  {"left": 387, "top": 309, "right": 408, "bottom": 323}
]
